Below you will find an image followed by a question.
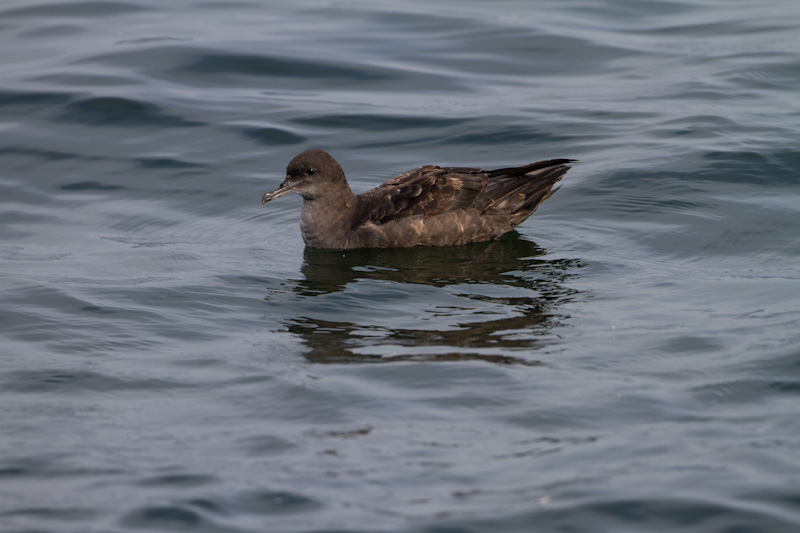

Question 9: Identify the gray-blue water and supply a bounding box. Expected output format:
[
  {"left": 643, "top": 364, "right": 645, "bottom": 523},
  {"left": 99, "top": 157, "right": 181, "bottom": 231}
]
[{"left": 2, "top": 1, "right": 800, "bottom": 531}]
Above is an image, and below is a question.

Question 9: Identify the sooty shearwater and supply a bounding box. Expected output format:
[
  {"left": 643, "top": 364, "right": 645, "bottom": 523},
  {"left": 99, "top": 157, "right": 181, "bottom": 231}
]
[{"left": 261, "top": 150, "right": 573, "bottom": 249}]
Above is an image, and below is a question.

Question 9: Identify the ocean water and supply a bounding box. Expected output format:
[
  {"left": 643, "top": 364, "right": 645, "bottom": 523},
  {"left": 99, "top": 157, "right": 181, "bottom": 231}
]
[{"left": 2, "top": 0, "right": 800, "bottom": 531}]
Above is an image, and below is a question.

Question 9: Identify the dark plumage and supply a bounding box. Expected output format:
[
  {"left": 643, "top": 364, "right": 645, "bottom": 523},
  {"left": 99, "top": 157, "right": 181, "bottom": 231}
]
[{"left": 261, "top": 150, "right": 573, "bottom": 249}]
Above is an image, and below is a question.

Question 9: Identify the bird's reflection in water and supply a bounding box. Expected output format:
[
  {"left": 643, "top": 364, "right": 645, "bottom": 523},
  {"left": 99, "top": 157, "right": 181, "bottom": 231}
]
[{"left": 279, "top": 232, "right": 581, "bottom": 365}]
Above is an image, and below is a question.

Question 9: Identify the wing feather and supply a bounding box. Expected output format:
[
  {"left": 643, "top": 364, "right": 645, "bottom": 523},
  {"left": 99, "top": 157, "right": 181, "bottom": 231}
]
[
  {"left": 353, "top": 166, "right": 487, "bottom": 227},
  {"left": 351, "top": 159, "right": 572, "bottom": 230}
]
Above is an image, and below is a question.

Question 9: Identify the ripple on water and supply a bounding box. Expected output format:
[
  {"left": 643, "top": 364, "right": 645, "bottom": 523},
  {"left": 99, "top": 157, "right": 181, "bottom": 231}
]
[
  {"left": 1, "top": 369, "right": 194, "bottom": 394},
  {"left": 120, "top": 489, "right": 323, "bottom": 531},
  {"left": 1, "top": 0, "right": 799, "bottom": 532},
  {"left": 57, "top": 97, "right": 204, "bottom": 128}
]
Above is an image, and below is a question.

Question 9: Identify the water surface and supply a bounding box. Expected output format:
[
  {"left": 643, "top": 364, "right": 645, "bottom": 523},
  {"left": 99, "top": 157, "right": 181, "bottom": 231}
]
[{"left": 2, "top": 0, "right": 800, "bottom": 531}]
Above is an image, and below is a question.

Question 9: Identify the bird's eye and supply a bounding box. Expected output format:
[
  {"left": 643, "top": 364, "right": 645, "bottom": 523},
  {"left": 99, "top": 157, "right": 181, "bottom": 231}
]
[{"left": 308, "top": 168, "right": 316, "bottom": 175}]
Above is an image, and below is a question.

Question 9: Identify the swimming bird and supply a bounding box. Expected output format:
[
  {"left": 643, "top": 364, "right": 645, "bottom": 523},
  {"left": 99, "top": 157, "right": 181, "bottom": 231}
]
[{"left": 261, "top": 150, "right": 573, "bottom": 249}]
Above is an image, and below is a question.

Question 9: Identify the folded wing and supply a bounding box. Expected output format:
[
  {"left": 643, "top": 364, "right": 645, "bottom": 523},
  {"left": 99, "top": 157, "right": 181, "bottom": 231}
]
[{"left": 352, "top": 159, "right": 573, "bottom": 229}]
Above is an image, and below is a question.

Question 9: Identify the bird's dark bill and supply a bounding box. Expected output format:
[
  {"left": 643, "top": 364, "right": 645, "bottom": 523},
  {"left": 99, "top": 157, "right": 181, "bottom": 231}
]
[{"left": 261, "top": 182, "right": 294, "bottom": 204}]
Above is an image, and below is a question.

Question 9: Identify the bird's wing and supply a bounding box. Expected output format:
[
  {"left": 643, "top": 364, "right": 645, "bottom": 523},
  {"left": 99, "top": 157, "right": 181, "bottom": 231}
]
[{"left": 352, "top": 165, "right": 489, "bottom": 227}]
